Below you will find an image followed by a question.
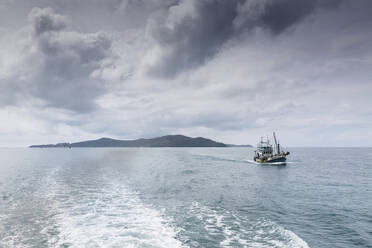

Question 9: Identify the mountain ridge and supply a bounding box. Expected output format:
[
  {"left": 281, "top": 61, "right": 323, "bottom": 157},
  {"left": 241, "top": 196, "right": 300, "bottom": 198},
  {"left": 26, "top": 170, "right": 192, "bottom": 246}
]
[{"left": 29, "top": 134, "right": 233, "bottom": 148}]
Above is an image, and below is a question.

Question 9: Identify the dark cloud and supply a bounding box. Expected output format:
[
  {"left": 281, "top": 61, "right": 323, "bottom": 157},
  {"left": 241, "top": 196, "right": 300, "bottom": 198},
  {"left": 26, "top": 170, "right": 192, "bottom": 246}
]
[
  {"left": 27, "top": 7, "right": 112, "bottom": 111},
  {"left": 28, "top": 7, "right": 68, "bottom": 34},
  {"left": 259, "top": 0, "right": 342, "bottom": 34},
  {"left": 148, "top": 0, "right": 342, "bottom": 78},
  {"left": 147, "top": 0, "right": 240, "bottom": 77}
]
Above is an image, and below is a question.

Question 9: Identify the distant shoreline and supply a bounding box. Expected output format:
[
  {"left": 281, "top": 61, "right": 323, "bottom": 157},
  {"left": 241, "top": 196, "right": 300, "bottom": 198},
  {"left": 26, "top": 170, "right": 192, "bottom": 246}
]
[{"left": 30, "top": 134, "right": 253, "bottom": 148}]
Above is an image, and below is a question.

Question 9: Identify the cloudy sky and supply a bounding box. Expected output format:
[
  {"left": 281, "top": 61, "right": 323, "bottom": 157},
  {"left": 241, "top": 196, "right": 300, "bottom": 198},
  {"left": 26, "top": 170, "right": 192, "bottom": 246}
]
[{"left": 0, "top": 0, "right": 372, "bottom": 147}]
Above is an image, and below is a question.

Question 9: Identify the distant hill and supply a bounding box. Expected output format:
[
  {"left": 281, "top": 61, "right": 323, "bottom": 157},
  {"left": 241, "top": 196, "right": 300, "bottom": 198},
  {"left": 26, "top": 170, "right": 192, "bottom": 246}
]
[{"left": 30, "top": 135, "right": 228, "bottom": 148}]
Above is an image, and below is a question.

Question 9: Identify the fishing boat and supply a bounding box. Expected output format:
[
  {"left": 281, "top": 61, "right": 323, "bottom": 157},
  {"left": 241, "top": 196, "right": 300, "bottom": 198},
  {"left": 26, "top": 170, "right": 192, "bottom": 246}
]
[{"left": 253, "top": 132, "right": 290, "bottom": 163}]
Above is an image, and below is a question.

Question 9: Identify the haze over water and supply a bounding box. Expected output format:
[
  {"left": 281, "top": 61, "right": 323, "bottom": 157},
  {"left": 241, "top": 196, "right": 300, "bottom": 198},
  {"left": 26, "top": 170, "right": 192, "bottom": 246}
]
[{"left": 0, "top": 147, "right": 371, "bottom": 247}]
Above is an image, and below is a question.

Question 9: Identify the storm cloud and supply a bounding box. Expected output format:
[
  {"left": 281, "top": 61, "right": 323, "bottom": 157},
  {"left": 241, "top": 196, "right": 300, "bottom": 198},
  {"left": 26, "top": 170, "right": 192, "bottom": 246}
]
[
  {"left": 0, "top": 0, "right": 372, "bottom": 146},
  {"left": 1, "top": 7, "right": 112, "bottom": 111},
  {"left": 30, "top": 7, "right": 113, "bottom": 111},
  {"left": 146, "top": 0, "right": 343, "bottom": 77}
]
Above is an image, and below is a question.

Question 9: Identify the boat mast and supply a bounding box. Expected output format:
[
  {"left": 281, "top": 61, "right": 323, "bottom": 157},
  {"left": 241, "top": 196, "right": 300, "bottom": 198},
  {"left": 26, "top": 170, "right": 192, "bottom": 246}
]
[{"left": 273, "top": 132, "right": 279, "bottom": 154}]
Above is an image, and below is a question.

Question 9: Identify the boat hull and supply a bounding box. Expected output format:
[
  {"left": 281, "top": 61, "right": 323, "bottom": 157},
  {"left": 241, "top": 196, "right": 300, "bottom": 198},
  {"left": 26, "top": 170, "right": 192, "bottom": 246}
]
[{"left": 254, "top": 155, "right": 287, "bottom": 163}]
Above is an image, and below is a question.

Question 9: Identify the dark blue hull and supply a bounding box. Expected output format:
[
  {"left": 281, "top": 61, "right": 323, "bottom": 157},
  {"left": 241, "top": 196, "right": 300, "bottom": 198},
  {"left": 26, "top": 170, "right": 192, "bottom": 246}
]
[
  {"left": 254, "top": 155, "right": 287, "bottom": 163},
  {"left": 267, "top": 156, "right": 286, "bottom": 163}
]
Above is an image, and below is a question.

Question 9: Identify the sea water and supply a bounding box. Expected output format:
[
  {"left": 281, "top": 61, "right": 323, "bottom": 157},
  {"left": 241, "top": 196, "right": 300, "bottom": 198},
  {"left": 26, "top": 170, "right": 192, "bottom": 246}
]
[{"left": 0, "top": 147, "right": 371, "bottom": 247}]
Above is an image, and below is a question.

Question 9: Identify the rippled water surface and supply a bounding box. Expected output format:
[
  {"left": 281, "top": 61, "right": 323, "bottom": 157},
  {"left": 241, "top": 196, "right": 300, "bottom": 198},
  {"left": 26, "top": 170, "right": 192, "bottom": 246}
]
[{"left": 0, "top": 147, "right": 371, "bottom": 247}]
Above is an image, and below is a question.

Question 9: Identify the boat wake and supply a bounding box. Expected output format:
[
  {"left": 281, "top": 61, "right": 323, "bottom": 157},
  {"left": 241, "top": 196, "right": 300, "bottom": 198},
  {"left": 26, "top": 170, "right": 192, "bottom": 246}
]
[
  {"left": 40, "top": 170, "right": 186, "bottom": 248},
  {"left": 177, "top": 202, "right": 309, "bottom": 248},
  {"left": 245, "top": 159, "right": 289, "bottom": 165},
  {"left": 193, "top": 153, "right": 291, "bottom": 166}
]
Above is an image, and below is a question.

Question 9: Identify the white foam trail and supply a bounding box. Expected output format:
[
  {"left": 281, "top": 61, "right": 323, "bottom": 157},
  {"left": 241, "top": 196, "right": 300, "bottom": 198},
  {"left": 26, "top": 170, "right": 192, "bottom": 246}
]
[
  {"left": 187, "top": 202, "right": 309, "bottom": 248},
  {"left": 42, "top": 175, "right": 186, "bottom": 248},
  {"left": 245, "top": 159, "right": 291, "bottom": 165},
  {"left": 278, "top": 228, "right": 310, "bottom": 248},
  {"left": 253, "top": 218, "right": 310, "bottom": 248}
]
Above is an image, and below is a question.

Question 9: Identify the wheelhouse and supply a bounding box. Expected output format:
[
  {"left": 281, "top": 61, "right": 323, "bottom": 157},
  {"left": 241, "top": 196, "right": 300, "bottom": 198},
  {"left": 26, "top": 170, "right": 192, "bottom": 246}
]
[{"left": 256, "top": 138, "right": 273, "bottom": 157}]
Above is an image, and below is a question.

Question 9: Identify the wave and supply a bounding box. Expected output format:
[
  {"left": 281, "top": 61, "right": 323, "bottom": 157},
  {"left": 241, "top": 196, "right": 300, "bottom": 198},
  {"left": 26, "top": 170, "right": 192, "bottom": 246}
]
[
  {"left": 40, "top": 171, "right": 186, "bottom": 248},
  {"left": 178, "top": 202, "right": 309, "bottom": 248}
]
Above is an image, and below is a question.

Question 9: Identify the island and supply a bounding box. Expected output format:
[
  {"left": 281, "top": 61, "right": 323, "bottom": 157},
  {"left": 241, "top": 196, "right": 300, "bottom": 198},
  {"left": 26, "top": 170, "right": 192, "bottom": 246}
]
[{"left": 29, "top": 134, "right": 251, "bottom": 148}]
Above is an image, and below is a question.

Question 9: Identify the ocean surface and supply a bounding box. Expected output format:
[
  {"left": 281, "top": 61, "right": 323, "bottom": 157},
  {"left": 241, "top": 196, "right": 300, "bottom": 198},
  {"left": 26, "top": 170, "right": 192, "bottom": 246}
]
[{"left": 0, "top": 147, "right": 371, "bottom": 248}]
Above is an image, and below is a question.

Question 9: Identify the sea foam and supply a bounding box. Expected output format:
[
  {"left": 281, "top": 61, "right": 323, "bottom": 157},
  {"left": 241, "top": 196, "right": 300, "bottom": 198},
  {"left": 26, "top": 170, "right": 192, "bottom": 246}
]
[
  {"left": 41, "top": 171, "right": 186, "bottom": 248},
  {"left": 179, "top": 202, "right": 309, "bottom": 248}
]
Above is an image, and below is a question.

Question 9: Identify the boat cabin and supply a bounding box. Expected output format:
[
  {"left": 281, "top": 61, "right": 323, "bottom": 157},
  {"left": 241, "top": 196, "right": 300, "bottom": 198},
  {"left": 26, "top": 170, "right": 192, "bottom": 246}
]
[{"left": 255, "top": 138, "right": 273, "bottom": 158}]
